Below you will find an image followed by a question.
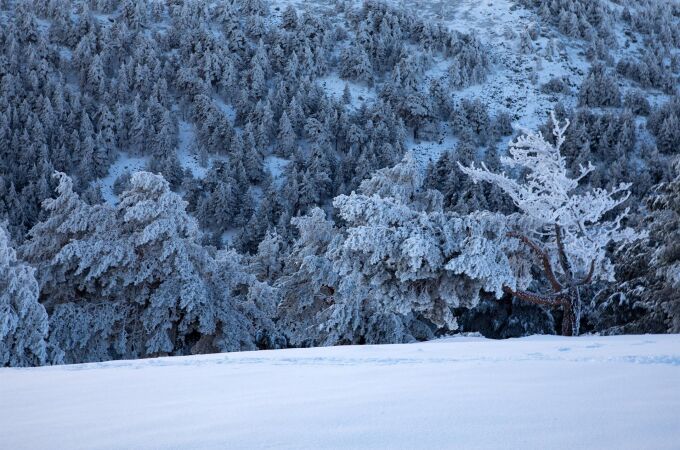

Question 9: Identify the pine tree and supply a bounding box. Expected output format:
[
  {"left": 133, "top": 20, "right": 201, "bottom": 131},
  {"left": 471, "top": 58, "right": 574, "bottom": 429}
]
[
  {"left": 281, "top": 4, "right": 298, "bottom": 30},
  {"left": 86, "top": 53, "right": 107, "bottom": 98},
  {"left": 251, "top": 229, "right": 286, "bottom": 281},
  {"left": 279, "top": 154, "right": 516, "bottom": 346},
  {"left": 0, "top": 226, "right": 48, "bottom": 367},
  {"left": 342, "top": 83, "right": 352, "bottom": 105},
  {"left": 656, "top": 114, "right": 680, "bottom": 154},
  {"left": 340, "top": 44, "right": 374, "bottom": 85},
  {"left": 519, "top": 27, "right": 534, "bottom": 54},
  {"left": 243, "top": 122, "right": 264, "bottom": 182},
  {"left": 251, "top": 62, "right": 266, "bottom": 99},
  {"left": 579, "top": 64, "right": 621, "bottom": 108},
  {"left": 277, "top": 110, "right": 296, "bottom": 157},
  {"left": 644, "top": 162, "right": 680, "bottom": 331}
]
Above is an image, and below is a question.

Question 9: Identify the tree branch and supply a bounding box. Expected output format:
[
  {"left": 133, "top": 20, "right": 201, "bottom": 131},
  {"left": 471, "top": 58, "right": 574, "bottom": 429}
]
[
  {"left": 579, "top": 259, "right": 595, "bottom": 285},
  {"left": 503, "top": 285, "right": 564, "bottom": 307},
  {"left": 506, "top": 231, "right": 562, "bottom": 292},
  {"left": 554, "top": 223, "right": 573, "bottom": 281}
]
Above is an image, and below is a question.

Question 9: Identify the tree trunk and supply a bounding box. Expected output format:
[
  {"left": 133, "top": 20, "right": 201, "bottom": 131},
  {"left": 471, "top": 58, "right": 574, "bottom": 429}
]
[
  {"left": 503, "top": 229, "right": 588, "bottom": 337},
  {"left": 560, "top": 287, "right": 581, "bottom": 336},
  {"left": 562, "top": 300, "right": 574, "bottom": 336},
  {"left": 571, "top": 286, "right": 582, "bottom": 336}
]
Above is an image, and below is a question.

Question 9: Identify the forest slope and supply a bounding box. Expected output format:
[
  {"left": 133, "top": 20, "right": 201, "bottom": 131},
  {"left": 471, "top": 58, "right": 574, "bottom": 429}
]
[{"left": 1, "top": 0, "right": 680, "bottom": 367}]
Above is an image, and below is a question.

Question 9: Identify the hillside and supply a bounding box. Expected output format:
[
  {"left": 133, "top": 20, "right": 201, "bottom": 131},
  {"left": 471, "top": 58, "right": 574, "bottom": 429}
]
[{"left": 1, "top": 0, "right": 679, "bottom": 368}]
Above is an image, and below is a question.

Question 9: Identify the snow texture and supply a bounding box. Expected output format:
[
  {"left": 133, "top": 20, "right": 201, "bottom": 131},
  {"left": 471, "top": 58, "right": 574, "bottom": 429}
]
[{"left": 1, "top": 334, "right": 679, "bottom": 449}]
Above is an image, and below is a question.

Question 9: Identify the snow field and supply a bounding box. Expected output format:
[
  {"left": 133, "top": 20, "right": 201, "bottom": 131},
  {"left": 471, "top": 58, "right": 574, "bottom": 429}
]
[{"left": 1, "top": 334, "right": 679, "bottom": 449}]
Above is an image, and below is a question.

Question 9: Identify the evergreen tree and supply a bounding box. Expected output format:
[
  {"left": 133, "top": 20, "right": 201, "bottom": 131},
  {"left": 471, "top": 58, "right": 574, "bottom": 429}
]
[
  {"left": 342, "top": 83, "right": 352, "bottom": 105},
  {"left": 277, "top": 110, "right": 296, "bottom": 157},
  {"left": 279, "top": 154, "right": 516, "bottom": 346},
  {"left": 23, "top": 172, "right": 274, "bottom": 363},
  {"left": 0, "top": 225, "right": 48, "bottom": 367},
  {"left": 579, "top": 64, "right": 622, "bottom": 108}
]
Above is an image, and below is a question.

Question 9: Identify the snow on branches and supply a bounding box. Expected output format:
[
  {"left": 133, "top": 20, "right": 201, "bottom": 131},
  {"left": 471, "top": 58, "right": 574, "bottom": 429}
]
[
  {"left": 459, "top": 112, "right": 643, "bottom": 283},
  {"left": 459, "top": 112, "right": 645, "bottom": 335},
  {"left": 21, "top": 172, "right": 278, "bottom": 363},
  {"left": 277, "top": 153, "right": 517, "bottom": 346},
  {"left": 0, "top": 226, "right": 48, "bottom": 367}
]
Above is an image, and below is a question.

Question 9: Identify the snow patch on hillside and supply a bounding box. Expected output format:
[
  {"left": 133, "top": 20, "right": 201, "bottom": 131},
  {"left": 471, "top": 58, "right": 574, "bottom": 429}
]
[
  {"left": 177, "top": 120, "right": 229, "bottom": 180},
  {"left": 99, "top": 153, "right": 148, "bottom": 205},
  {"left": 265, "top": 154, "right": 290, "bottom": 184},
  {"left": 318, "top": 75, "right": 376, "bottom": 107}
]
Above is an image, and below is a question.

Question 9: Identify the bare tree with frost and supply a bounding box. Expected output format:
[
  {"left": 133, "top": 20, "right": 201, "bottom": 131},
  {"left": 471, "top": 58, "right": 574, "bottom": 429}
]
[{"left": 459, "top": 113, "right": 643, "bottom": 335}]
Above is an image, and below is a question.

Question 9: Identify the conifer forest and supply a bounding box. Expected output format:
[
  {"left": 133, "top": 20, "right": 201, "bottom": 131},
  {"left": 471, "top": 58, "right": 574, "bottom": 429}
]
[{"left": 1, "top": 0, "right": 679, "bottom": 368}]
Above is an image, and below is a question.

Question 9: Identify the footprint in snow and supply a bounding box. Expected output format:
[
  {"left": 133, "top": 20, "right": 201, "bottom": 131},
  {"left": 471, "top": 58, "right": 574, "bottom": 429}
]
[{"left": 632, "top": 340, "right": 656, "bottom": 346}]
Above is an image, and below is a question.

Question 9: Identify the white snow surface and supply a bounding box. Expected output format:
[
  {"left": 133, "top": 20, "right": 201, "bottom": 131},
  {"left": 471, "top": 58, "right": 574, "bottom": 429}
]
[{"left": 2, "top": 334, "right": 680, "bottom": 449}]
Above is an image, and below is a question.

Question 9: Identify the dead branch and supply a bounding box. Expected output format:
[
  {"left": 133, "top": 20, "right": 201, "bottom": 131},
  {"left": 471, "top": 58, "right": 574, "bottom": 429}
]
[
  {"left": 579, "top": 259, "right": 595, "bottom": 285},
  {"left": 554, "top": 223, "right": 573, "bottom": 281},
  {"left": 503, "top": 285, "right": 564, "bottom": 307}
]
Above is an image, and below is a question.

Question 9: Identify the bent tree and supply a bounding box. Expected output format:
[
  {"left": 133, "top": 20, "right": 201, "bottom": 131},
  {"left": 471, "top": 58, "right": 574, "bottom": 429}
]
[{"left": 459, "top": 113, "right": 644, "bottom": 335}]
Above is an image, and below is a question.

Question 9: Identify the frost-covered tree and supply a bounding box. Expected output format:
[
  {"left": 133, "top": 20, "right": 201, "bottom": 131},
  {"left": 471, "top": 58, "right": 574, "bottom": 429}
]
[
  {"left": 23, "top": 172, "right": 273, "bottom": 363},
  {"left": 197, "top": 248, "right": 282, "bottom": 353},
  {"left": 250, "top": 229, "right": 286, "bottom": 281},
  {"left": 592, "top": 158, "right": 680, "bottom": 335},
  {"left": 278, "top": 154, "right": 517, "bottom": 346},
  {"left": 276, "top": 110, "right": 296, "bottom": 157},
  {"left": 342, "top": 83, "right": 352, "bottom": 105},
  {"left": 446, "top": 32, "right": 490, "bottom": 89},
  {"left": 339, "top": 43, "right": 374, "bottom": 85},
  {"left": 623, "top": 90, "right": 651, "bottom": 116},
  {"left": 0, "top": 226, "right": 48, "bottom": 367},
  {"left": 452, "top": 98, "right": 492, "bottom": 144},
  {"left": 579, "top": 64, "right": 621, "bottom": 108},
  {"left": 459, "top": 113, "right": 644, "bottom": 335},
  {"left": 640, "top": 162, "right": 680, "bottom": 332},
  {"left": 281, "top": 4, "right": 298, "bottom": 30},
  {"left": 599, "top": 162, "right": 680, "bottom": 333},
  {"left": 519, "top": 27, "right": 534, "bottom": 54}
]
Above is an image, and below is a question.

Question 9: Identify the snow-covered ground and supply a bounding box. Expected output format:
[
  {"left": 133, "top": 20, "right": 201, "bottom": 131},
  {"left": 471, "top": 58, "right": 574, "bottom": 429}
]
[
  {"left": 98, "top": 153, "right": 148, "bottom": 205},
  {"left": 2, "top": 334, "right": 679, "bottom": 449}
]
